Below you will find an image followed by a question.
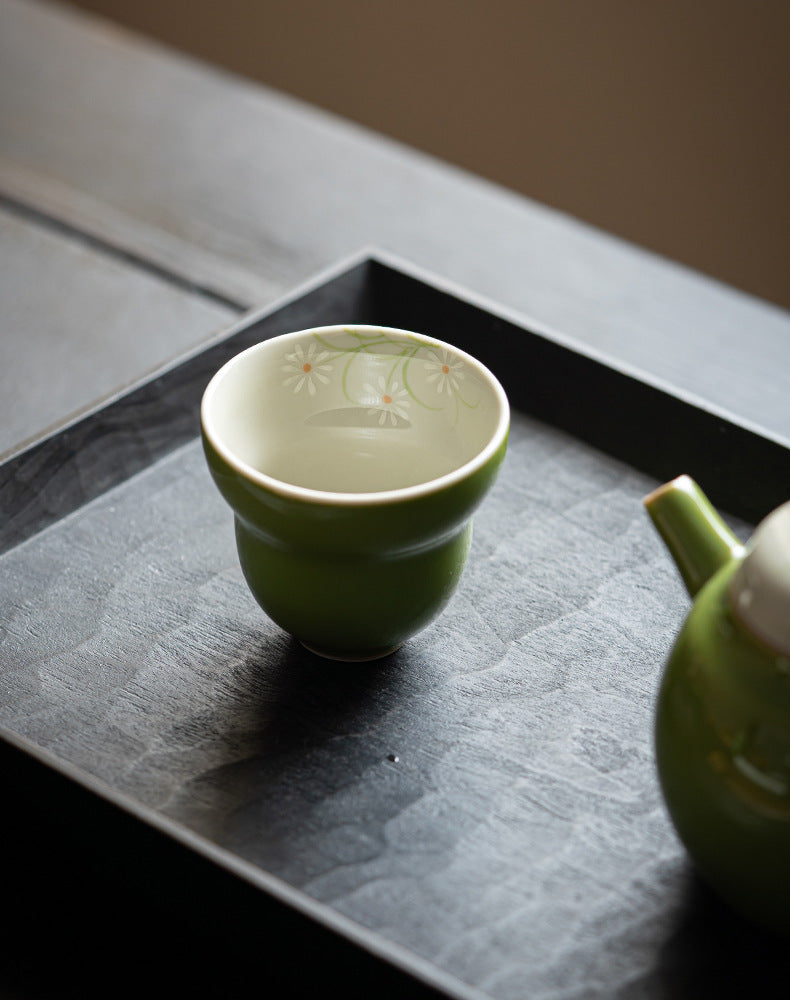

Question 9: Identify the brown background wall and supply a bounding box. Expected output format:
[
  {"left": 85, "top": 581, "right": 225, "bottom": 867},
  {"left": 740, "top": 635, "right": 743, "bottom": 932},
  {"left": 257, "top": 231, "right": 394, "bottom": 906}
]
[{"left": 66, "top": 0, "right": 790, "bottom": 311}]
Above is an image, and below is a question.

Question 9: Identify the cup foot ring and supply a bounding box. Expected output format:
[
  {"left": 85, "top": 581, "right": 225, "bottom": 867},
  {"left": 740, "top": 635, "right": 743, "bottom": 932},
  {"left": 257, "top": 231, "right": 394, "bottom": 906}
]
[{"left": 299, "top": 641, "right": 404, "bottom": 662}]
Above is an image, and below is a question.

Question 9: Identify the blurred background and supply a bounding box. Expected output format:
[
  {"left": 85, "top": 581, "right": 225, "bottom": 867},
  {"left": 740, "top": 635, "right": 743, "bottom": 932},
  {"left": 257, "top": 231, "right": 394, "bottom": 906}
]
[{"left": 66, "top": 0, "right": 790, "bottom": 311}]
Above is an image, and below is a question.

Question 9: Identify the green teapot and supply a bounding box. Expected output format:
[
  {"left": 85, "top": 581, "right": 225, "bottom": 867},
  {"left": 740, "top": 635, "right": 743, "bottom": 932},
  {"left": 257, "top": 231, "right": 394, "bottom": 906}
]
[{"left": 645, "top": 475, "right": 790, "bottom": 935}]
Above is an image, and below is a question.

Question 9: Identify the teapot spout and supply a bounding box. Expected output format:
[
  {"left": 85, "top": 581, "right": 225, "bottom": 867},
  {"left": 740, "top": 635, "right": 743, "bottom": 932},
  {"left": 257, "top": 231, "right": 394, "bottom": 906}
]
[{"left": 644, "top": 475, "right": 745, "bottom": 597}]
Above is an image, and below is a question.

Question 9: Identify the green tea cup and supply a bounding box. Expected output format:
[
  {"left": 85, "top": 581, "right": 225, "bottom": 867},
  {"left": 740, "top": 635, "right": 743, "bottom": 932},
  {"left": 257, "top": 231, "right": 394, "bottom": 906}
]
[{"left": 201, "top": 325, "right": 509, "bottom": 660}]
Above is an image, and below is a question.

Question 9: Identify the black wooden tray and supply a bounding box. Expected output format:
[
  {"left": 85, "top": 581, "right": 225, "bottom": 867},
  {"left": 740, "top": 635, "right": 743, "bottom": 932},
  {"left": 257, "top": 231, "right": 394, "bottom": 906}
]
[{"left": 1, "top": 251, "right": 789, "bottom": 999}]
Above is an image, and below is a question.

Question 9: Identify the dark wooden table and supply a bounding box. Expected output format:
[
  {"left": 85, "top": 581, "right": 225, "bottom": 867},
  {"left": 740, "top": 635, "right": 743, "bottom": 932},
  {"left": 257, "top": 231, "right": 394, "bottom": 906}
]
[{"left": 1, "top": 1, "right": 789, "bottom": 997}]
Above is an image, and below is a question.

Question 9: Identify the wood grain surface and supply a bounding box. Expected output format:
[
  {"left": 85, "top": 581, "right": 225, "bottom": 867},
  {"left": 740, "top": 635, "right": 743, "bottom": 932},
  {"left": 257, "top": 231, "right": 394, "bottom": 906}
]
[
  {"left": 0, "top": 202, "right": 235, "bottom": 458},
  {"left": 2, "top": 0, "right": 790, "bottom": 454},
  {"left": 2, "top": 260, "right": 789, "bottom": 998},
  {"left": 0, "top": 421, "right": 717, "bottom": 999},
  {"left": 2, "top": 413, "right": 783, "bottom": 999},
  {"left": 2, "top": 1, "right": 790, "bottom": 996}
]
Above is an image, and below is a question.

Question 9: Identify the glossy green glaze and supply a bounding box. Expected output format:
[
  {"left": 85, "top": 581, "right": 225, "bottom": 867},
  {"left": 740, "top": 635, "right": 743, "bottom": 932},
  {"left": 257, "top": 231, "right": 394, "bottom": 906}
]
[
  {"left": 647, "top": 478, "right": 790, "bottom": 935},
  {"left": 200, "top": 326, "right": 509, "bottom": 660},
  {"left": 203, "top": 432, "right": 506, "bottom": 659}
]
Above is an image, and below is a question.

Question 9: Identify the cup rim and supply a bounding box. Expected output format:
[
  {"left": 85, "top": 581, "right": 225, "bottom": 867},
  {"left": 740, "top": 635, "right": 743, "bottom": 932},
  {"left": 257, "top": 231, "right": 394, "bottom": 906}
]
[{"left": 200, "top": 325, "right": 510, "bottom": 507}]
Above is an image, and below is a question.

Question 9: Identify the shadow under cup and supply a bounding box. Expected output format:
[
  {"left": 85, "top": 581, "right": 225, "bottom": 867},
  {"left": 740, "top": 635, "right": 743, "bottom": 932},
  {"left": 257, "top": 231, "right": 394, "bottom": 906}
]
[{"left": 201, "top": 325, "right": 510, "bottom": 660}]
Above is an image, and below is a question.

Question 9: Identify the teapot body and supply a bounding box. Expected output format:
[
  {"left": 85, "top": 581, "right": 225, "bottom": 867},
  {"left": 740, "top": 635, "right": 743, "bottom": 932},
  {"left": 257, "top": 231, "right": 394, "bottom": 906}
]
[{"left": 656, "top": 560, "right": 790, "bottom": 934}]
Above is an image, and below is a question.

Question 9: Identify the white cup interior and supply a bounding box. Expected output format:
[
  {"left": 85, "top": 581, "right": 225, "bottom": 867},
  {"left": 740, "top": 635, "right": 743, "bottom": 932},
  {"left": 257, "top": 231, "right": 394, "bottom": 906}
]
[{"left": 202, "top": 325, "right": 509, "bottom": 498}]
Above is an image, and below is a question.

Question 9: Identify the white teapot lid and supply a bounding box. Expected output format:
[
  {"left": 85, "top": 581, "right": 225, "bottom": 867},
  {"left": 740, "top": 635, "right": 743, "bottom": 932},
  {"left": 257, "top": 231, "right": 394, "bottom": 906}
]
[{"left": 730, "top": 500, "right": 790, "bottom": 657}]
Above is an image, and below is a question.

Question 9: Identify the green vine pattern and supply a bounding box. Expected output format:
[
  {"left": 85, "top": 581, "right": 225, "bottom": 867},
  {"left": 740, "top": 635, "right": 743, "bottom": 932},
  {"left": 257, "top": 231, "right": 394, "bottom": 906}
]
[{"left": 281, "top": 328, "right": 478, "bottom": 426}]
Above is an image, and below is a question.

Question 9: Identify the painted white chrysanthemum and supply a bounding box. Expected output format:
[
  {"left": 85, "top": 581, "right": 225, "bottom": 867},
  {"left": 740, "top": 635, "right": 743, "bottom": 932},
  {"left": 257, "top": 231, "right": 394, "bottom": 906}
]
[
  {"left": 363, "top": 376, "right": 411, "bottom": 426},
  {"left": 424, "top": 349, "right": 464, "bottom": 395},
  {"left": 281, "top": 342, "right": 333, "bottom": 395}
]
